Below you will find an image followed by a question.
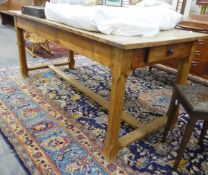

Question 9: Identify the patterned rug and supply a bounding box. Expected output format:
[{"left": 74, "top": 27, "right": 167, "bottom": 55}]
[{"left": 0, "top": 56, "right": 208, "bottom": 175}]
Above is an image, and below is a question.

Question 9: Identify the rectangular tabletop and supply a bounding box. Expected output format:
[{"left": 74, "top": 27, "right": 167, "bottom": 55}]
[{"left": 10, "top": 11, "right": 208, "bottom": 49}]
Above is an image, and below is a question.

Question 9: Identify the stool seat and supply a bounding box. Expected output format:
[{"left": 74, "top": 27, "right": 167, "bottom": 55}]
[
  {"left": 176, "top": 85, "right": 208, "bottom": 113},
  {"left": 162, "top": 84, "right": 208, "bottom": 170}
]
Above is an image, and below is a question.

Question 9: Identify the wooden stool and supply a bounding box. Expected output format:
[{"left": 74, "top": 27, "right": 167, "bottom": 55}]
[
  {"left": 162, "top": 84, "right": 208, "bottom": 170},
  {"left": 24, "top": 32, "right": 52, "bottom": 57}
]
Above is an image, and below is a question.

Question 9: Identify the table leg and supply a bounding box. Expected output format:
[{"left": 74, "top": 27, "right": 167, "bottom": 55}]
[
  {"left": 103, "top": 48, "right": 131, "bottom": 161},
  {"left": 166, "top": 41, "right": 197, "bottom": 124},
  {"left": 16, "top": 27, "right": 28, "bottom": 77},
  {"left": 68, "top": 50, "right": 75, "bottom": 69}
]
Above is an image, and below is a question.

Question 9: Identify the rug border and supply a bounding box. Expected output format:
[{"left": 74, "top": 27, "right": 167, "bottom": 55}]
[
  {"left": 17, "top": 74, "right": 137, "bottom": 175},
  {"left": 0, "top": 128, "right": 32, "bottom": 175}
]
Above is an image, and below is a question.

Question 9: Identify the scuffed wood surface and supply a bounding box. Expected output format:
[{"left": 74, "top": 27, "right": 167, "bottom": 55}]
[{"left": 11, "top": 11, "right": 208, "bottom": 50}]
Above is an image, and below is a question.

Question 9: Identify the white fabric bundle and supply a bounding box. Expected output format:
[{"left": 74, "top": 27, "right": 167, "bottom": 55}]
[
  {"left": 50, "top": 0, "right": 97, "bottom": 5},
  {"left": 45, "top": 0, "right": 183, "bottom": 37}
]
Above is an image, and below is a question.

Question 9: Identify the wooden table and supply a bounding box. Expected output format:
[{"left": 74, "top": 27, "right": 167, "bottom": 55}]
[
  {"left": 0, "top": 0, "right": 33, "bottom": 25},
  {"left": 12, "top": 11, "right": 208, "bottom": 161}
]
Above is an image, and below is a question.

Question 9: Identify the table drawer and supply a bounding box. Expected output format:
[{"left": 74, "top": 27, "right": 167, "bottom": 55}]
[{"left": 147, "top": 42, "right": 192, "bottom": 64}]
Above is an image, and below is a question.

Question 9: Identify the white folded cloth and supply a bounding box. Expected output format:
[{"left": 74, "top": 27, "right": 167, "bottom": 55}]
[{"left": 45, "top": 0, "right": 183, "bottom": 37}]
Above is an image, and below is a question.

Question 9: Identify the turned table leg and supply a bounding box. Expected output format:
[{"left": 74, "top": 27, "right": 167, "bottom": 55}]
[
  {"left": 16, "top": 26, "right": 28, "bottom": 77},
  {"left": 103, "top": 48, "right": 131, "bottom": 161},
  {"left": 166, "top": 41, "right": 197, "bottom": 125}
]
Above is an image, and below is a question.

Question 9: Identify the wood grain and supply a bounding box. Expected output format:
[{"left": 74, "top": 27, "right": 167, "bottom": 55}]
[
  {"left": 68, "top": 50, "right": 75, "bottom": 69},
  {"left": 0, "top": 0, "right": 33, "bottom": 10},
  {"left": 15, "top": 18, "right": 28, "bottom": 77},
  {"left": 11, "top": 11, "right": 208, "bottom": 50},
  {"left": 166, "top": 42, "right": 198, "bottom": 125},
  {"left": 49, "top": 65, "right": 142, "bottom": 129},
  {"left": 103, "top": 48, "right": 131, "bottom": 160},
  {"left": 28, "top": 60, "right": 70, "bottom": 70},
  {"left": 119, "top": 116, "right": 167, "bottom": 148},
  {"left": 147, "top": 42, "right": 192, "bottom": 64}
]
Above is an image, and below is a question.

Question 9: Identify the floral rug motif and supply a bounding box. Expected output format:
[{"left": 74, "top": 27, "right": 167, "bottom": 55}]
[{"left": 0, "top": 56, "right": 208, "bottom": 175}]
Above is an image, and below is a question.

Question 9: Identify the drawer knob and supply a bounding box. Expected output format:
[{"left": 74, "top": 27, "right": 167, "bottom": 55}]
[{"left": 167, "top": 47, "right": 174, "bottom": 56}]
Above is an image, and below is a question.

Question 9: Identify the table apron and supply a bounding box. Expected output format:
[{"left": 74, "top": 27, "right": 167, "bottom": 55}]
[{"left": 16, "top": 16, "right": 194, "bottom": 71}]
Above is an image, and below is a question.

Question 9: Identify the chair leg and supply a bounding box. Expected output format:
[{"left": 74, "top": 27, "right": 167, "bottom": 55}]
[
  {"left": 68, "top": 50, "right": 75, "bottom": 69},
  {"left": 46, "top": 41, "right": 52, "bottom": 55},
  {"left": 199, "top": 121, "right": 208, "bottom": 145},
  {"left": 173, "top": 117, "right": 196, "bottom": 170},
  {"left": 149, "top": 66, "right": 152, "bottom": 71},
  {"left": 132, "top": 69, "right": 136, "bottom": 76},
  {"left": 162, "top": 95, "right": 178, "bottom": 142},
  {"left": 27, "top": 43, "right": 36, "bottom": 58}
]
